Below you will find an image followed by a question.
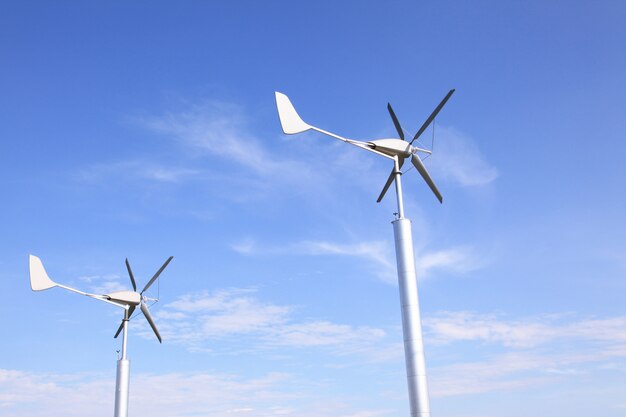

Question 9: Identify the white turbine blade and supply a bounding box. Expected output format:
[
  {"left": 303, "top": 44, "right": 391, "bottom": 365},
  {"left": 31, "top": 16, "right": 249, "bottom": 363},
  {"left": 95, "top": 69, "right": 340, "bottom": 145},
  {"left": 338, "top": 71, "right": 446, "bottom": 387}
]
[
  {"left": 29, "top": 255, "right": 58, "bottom": 291},
  {"left": 410, "top": 89, "right": 455, "bottom": 145},
  {"left": 140, "top": 302, "right": 162, "bottom": 343},
  {"left": 411, "top": 154, "right": 443, "bottom": 203},
  {"left": 114, "top": 305, "right": 136, "bottom": 338},
  {"left": 141, "top": 256, "right": 173, "bottom": 295},
  {"left": 125, "top": 259, "right": 137, "bottom": 291},
  {"left": 377, "top": 158, "right": 405, "bottom": 203},
  {"left": 275, "top": 92, "right": 312, "bottom": 134}
]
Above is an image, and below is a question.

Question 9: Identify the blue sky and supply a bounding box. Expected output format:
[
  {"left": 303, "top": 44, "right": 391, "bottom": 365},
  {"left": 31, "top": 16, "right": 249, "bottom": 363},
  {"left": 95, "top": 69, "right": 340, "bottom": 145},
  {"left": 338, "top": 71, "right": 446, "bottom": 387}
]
[{"left": 1, "top": 1, "right": 626, "bottom": 416}]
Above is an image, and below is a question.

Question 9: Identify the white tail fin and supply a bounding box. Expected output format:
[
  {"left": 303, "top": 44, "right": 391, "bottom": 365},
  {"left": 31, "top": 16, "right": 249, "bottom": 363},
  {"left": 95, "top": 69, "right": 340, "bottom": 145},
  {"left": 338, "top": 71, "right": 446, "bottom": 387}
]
[
  {"left": 29, "top": 255, "right": 57, "bottom": 291},
  {"left": 275, "top": 92, "right": 311, "bottom": 135}
]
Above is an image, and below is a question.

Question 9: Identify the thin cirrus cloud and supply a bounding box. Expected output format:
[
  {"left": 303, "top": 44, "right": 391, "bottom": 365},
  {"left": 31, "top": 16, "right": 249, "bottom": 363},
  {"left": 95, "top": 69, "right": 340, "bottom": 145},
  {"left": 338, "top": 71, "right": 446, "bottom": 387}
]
[
  {"left": 148, "top": 287, "right": 387, "bottom": 355},
  {"left": 427, "top": 125, "right": 498, "bottom": 187},
  {"left": 230, "top": 238, "right": 397, "bottom": 284},
  {"left": 77, "top": 100, "right": 301, "bottom": 188},
  {"left": 431, "top": 345, "right": 626, "bottom": 398},
  {"left": 425, "top": 311, "right": 626, "bottom": 398},
  {"left": 231, "top": 238, "right": 482, "bottom": 284},
  {"left": 0, "top": 368, "right": 363, "bottom": 417},
  {"left": 424, "top": 311, "right": 626, "bottom": 348},
  {"left": 77, "top": 159, "right": 204, "bottom": 184},
  {"left": 131, "top": 290, "right": 626, "bottom": 401},
  {"left": 139, "top": 100, "right": 298, "bottom": 177},
  {"left": 77, "top": 274, "right": 127, "bottom": 295},
  {"left": 415, "top": 246, "right": 484, "bottom": 278}
]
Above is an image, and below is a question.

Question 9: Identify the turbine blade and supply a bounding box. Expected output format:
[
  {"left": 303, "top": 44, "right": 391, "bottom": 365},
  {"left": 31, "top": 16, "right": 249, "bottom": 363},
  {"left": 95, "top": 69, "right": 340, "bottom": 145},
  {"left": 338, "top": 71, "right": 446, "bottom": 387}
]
[
  {"left": 376, "top": 158, "right": 404, "bottom": 203},
  {"left": 141, "top": 256, "right": 173, "bottom": 295},
  {"left": 387, "top": 103, "right": 405, "bottom": 141},
  {"left": 410, "top": 89, "right": 455, "bottom": 145},
  {"left": 140, "top": 302, "right": 162, "bottom": 343},
  {"left": 125, "top": 259, "right": 137, "bottom": 291},
  {"left": 411, "top": 154, "right": 443, "bottom": 203},
  {"left": 114, "top": 305, "right": 136, "bottom": 338}
]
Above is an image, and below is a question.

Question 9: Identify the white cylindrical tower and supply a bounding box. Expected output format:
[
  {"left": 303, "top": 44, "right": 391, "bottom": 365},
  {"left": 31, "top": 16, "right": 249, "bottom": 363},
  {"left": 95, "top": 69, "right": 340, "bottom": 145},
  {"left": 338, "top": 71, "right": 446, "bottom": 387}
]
[{"left": 393, "top": 217, "right": 430, "bottom": 417}]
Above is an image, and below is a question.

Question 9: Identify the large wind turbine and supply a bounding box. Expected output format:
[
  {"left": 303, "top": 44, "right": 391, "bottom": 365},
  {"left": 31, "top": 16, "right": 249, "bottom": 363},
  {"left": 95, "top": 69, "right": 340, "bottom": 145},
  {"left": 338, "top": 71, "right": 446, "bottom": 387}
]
[
  {"left": 275, "top": 90, "right": 455, "bottom": 417},
  {"left": 29, "top": 254, "right": 173, "bottom": 417}
]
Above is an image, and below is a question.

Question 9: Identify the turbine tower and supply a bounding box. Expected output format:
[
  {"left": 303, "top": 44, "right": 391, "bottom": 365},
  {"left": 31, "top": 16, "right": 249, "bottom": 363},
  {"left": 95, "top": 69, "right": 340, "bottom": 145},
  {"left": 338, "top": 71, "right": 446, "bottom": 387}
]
[
  {"left": 275, "top": 89, "right": 455, "bottom": 417},
  {"left": 29, "top": 254, "right": 173, "bottom": 417}
]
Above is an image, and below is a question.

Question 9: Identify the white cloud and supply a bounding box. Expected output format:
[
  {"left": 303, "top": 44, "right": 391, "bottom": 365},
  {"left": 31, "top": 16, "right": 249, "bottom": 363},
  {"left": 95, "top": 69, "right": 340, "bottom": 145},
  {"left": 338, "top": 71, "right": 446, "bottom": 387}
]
[
  {"left": 430, "top": 351, "right": 558, "bottom": 397},
  {"left": 140, "top": 101, "right": 298, "bottom": 176},
  {"left": 421, "top": 311, "right": 626, "bottom": 397},
  {"left": 77, "top": 274, "right": 127, "bottom": 295},
  {"left": 0, "top": 369, "right": 305, "bottom": 417},
  {"left": 154, "top": 288, "right": 387, "bottom": 355},
  {"left": 77, "top": 159, "right": 203, "bottom": 184},
  {"left": 229, "top": 238, "right": 396, "bottom": 283},
  {"left": 425, "top": 311, "right": 555, "bottom": 348},
  {"left": 428, "top": 126, "right": 498, "bottom": 187},
  {"left": 232, "top": 238, "right": 484, "bottom": 284},
  {"left": 425, "top": 311, "right": 626, "bottom": 348},
  {"left": 298, "top": 240, "right": 396, "bottom": 283},
  {"left": 0, "top": 367, "right": 400, "bottom": 417},
  {"left": 270, "top": 321, "right": 386, "bottom": 349},
  {"left": 415, "top": 246, "right": 483, "bottom": 278}
]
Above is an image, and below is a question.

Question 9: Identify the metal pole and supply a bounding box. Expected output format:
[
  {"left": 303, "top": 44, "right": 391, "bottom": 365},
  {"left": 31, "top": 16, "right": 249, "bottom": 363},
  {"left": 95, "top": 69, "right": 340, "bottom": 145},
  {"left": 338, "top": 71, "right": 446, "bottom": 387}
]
[
  {"left": 392, "top": 164, "right": 431, "bottom": 417},
  {"left": 114, "top": 308, "right": 131, "bottom": 417},
  {"left": 393, "top": 157, "right": 405, "bottom": 219}
]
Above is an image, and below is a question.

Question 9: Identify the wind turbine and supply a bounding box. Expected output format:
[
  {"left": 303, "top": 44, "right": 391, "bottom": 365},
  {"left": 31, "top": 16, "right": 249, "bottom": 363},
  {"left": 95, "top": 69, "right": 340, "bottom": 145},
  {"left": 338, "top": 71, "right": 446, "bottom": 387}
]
[
  {"left": 275, "top": 89, "right": 455, "bottom": 417},
  {"left": 29, "top": 254, "right": 173, "bottom": 417}
]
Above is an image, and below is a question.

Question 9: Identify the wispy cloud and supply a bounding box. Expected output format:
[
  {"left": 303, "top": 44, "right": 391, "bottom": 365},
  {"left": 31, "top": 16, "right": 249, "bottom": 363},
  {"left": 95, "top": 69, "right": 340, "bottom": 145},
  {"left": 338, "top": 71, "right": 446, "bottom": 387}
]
[
  {"left": 0, "top": 367, "right": 399, "bottom": 417},
  {"left": 77, "top": 159, "right": 203, "bottom": 184},
  {"left": 425, "top": 311, "right": 626, "bottom": 397},
  {"left": 425, "top": 311, "right": 626, "bottom": 348},
  {"left": 428, "top": 126, "right": 497, "bottom": 187},
  {"left": 76, "top": 100, "right": 309, "bottom": 195},
  {"left": 298, "top": 240, "right": 396, "bottom": 283},
  {"left": 232, "top": 238, "right": 484, "bottom": 284},
  {"left": 139, "top": 101, "right": 299, "bottom": 176},
  {"left": 230, "top": 238, "right": 396, "bottom": 283},
  {"left": 415, "top": 246, "right": 484, "bottom": 278},
  {"left": 0, "top": 369, "right": 297, "bottom": 417},
  {"left": 77, "top": 274, "right": 126, "bottom": 294},
  {"left": 152, "top": 288, "right": 387, "bottom": 356}
]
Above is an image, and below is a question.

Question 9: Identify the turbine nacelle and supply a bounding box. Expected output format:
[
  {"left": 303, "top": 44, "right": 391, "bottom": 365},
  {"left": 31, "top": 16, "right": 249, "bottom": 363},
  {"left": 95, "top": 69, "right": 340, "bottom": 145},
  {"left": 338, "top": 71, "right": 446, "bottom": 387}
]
[
  {"left": 367, "top": 139, "right": 414, "bottom": 158},
  {"left": 105, "top": 291, "right": 141, "bottom": 306}
]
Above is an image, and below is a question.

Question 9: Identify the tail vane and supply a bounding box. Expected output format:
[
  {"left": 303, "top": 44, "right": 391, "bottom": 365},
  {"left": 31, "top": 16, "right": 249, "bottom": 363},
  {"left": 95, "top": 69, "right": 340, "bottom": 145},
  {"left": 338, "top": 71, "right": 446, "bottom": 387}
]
[
  {"left": 275, "top": 92, "right": 312, "bottom": 135},
  {"left": 29, "top": 255, "right": 58, "bottom": 291}
]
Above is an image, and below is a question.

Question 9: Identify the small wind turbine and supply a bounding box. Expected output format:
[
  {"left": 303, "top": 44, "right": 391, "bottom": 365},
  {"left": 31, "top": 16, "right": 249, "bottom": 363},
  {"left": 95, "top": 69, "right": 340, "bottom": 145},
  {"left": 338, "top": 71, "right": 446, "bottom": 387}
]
[
  {"left": 275, "top": 90, "right": 455, "bottom": 417},
  {"left": 29, "top": 254, "right": 173, "bottom": 417}
]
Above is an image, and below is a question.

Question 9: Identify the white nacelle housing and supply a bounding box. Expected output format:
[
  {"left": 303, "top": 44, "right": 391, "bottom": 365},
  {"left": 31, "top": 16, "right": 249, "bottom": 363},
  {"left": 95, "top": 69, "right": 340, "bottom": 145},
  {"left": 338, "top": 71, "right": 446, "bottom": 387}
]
[
  {"left": 106, "top": 291, "right": 141, "bottom": 306},
  {"left": 367, "top": 139, "right": 413, "bottom": 157}
]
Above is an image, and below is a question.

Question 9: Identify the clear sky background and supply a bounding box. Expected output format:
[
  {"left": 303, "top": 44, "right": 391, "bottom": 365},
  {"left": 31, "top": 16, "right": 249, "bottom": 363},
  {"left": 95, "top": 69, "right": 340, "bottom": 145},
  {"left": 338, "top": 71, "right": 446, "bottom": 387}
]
[{"left": 1, "top": 1, "right": 625, "bottom": 416}]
